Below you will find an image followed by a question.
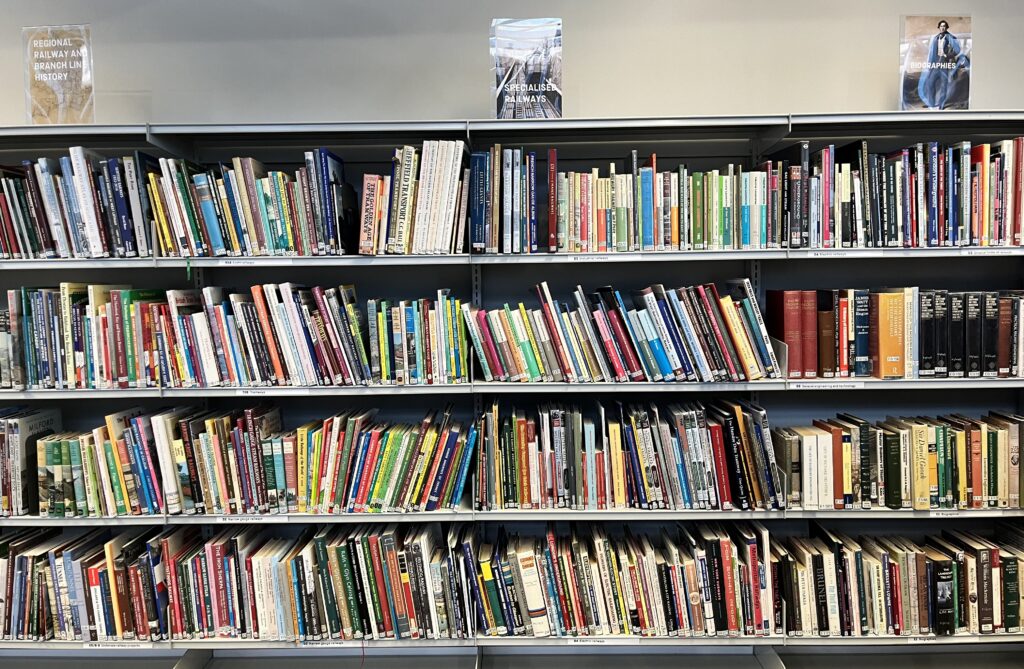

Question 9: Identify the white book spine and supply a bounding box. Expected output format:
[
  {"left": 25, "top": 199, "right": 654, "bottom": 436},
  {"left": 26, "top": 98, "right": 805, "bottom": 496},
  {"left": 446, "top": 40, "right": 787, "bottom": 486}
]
[
  {"left": 68, "top": 147, "right": 106, "bottom": 257},
  {"left": 34, "top": 163, "right": 70, "bottom": 257},
  {"left": 122, "top": 156, "right": 149, "bottom": 257}
]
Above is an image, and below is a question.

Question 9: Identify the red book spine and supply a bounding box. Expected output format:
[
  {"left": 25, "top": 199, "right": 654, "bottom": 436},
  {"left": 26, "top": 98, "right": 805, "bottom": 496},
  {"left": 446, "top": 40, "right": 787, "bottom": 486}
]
[
  {"left": 822, "top": 150, "right": 832, "bottom": 248},
  {"left": 0, "top": 194, "right": 20, "bottom": 257},
  {"left": 592, "top": 309, "right": 627, "bottom": 381},
  {"left": 311, "top": 286, "right": 349, "bottom": 383},
  {"left": 596, "top": 448, "right": 606, "bottom": 509},
  {"left": 354, "top": 431, "right": 383, "bottom": 510},
  {"left": 545, "top": 532, "right": 571, "bottom": 629},
  {"left": 838, "top": 296, "right": 849, "bottom": 377},
  {"left": 401, "top": 564, "right": 420, "bottom": 638},
  {"left": 767, "top": 290, "right": 803, "bottom": 379},
  {"left": 746, "top": 540, "right": 763, "bottom": 634},
  {"left": 696, "top": 285, "right": 740, "bottom": 381},
  {"left": 800, "top": 290, "right": 818, "bottom": 378},
  {"left": 245, "top": 553, "right": 260, "bottom": 638},
  {"left": 720, "top": 538, "right": 739, "bottom": 635},
  {"left": 604, "top": 304, "right": 644, "bottom": 380},
  {"left": 418, "top": 428, "right": 450, "bottom": 510},
  {"left": 87, "top": 565, "right": 102, "bottom": 639},
  {"left": 249, "top": 285, "right": 286, "bottom": 384},
  {"left": 533, "top": 286, "right": 573, "bottom": 378},
  {"left": 971, "top": 428, "right": 983, "bottom": 508},
  {"left": 708, "top": 422, "right": 733, "bottom": 510},
  {"left": 211, "top": 542, "right": 229, "bottom": 634},
  {"left": 1015, "top": 137, "right": 1024, "bottom": 246},
  {"left": 890, "top": 561, "right": 903, "bottom": 635},
  {"left": 367, "top": 536, "right": 394, "bottom": 637},
  {"left": 547, "top": 149, "right": 557, "bottom": 251},
  {"left": 127, "top": 563, "right": 148, "bottom": 640},
  {"left": 939, "top": 151, "right": 947, "bottom": 245},
  {"left": 382, "top": 540, "right": 407, "bottom": 635},
  {"left": 164, "top": 543, "right": 183, "bottom": 639},
  {"left": 475, "top": 309, "right": 505, "bottom": 380},
  {"left": 580, "top": 173, "right": 589, "bottom": 252},
  {"left": 517, "top": 418, "right": 531, "bottom": 508},
  {"left": 627, "top": 563, "right": 648, "bottom": 633}
]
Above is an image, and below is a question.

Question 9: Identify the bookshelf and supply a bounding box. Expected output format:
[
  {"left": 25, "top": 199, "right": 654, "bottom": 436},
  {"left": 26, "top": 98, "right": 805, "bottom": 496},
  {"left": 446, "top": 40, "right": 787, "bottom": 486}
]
[{"left": 3, "top": 111, "right": 1024, "bottom": 668}]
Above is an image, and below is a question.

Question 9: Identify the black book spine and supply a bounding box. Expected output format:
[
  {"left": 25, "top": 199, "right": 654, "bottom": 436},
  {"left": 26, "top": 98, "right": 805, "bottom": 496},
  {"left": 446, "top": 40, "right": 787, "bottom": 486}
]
[
  {"left": 965, "top": 292, "right": 983, "bottom": 378},
  {"left": 982, "top": 291, "right": 1000, "bottom": 377},
  {"left": 800, "top": 142, "right": 810, "bottom": 248},
  {"left": 933, "top": 289, "right": 949, "bottom": 377},
  {"left": 948, "top": 292, "right": 966, "bottom": 377},
  {"left": 978, "top": 548, "right": 994, "bottom": 633},
  {"left": 707, "top": 540, "right": 727, "bottom": 633},
  {"left": 812, "top": 553, "right": 828, "bottom": 635},
  {"left": 658, "top": 563, "right": 677, "bottom": 635},
  {"left": 934, "top": 558, "right": 955, "bottom": 635},
  {"left": 780, "top": 161, "right": 790, "bottom": 247},
  {"left": 919, "top": 290, "right": 935, "bottom": 376},
  {"left": 1004, "top": 556, "right": 1020, "bottom": 632}
]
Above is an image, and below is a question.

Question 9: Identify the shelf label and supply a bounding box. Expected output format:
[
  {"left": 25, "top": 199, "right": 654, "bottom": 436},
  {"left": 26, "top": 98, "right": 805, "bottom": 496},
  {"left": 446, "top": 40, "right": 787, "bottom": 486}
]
[
  {"left": 909, "top": 636, "right": 937, "bottom": 643},
  {"left": 789, "top": 381, "right": 864, "bottom": 390},
  {"left": 238, "top": 388, "right": 269, "bottom": 396},
  {"left": 961, "top": 248, "right": 1014, "bottom": 256},
  {"left": 807, "top": 249, "right": 883, "bottom": 258},
  {"left": 568, "top": 254, "right": 611, "bottom": 263},
  {"left": 214, "top": 514, "right": 287, "bottom": 523},
  {"left": 301, "top": 639, "right": 351, "bottom": 647},
  {"left": 566, "top": 636, "right": 640, "bottom": 645},
  {"left": 218, "top": 258, "right": 259, "bottom": 266},
  {"left": 83, "top": 641, "right": 154, "bottom": 649}
]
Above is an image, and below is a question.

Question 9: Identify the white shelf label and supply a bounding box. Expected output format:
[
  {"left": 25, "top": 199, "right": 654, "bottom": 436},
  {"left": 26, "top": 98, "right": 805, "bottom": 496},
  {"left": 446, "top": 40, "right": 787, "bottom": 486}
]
[
  {"left": 933, "top": 510, "right": 960, "bottom": 517},
  {"left": 789, "top": 381, "right": 864, "bottom": 390},
  {"left": 214, "top": 514, "right": 287, "bottom": 523},
  {"left": 237, "top": 388, "right": 270, "bottom": 396},
  {"left": 83, "top": 641, "right": 154, "bottom": 649},
  {"left": 567, "top": 254, "right": 611, "bottom": 262},
  {"left": 909, "top": 635, "right": 937, "bottom": 643},
  {"left": 218, "top": 258, "right": 259, "bottom": 266},
  {"left": 301, "top": 640, "right": 351, "bottom": 647},
  {"left": 961, "top": 248, "right": 1014, "bottom": 256},
  {"left": 566, "top": 636, "right": 640, "bottom": 645}
]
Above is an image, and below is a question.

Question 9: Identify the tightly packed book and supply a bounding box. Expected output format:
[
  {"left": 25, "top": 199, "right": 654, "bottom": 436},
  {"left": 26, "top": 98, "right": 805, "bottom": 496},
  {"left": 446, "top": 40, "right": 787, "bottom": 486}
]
[
  {"left": 468, "top": 137, "right": 1024, "bottom": 253},
  {"left": 767, "top": 286, "right": 1024, "bottom": 380},
  {"left": 464, "top": 278, "right": 779, "bottom": 383},
  {"left": 3, "top": 282, "right": 469, "bottom": 390},
  {"left": 10, "top": 522, "right": 1021, "bottom": 641},
  {"left": 475, "top": 400, "right": 784, "bottom": 511},
  {"left": 0, "top": 404, "right": 475, "bottom": 519},
  {"left": 774, "top": 411, "right": 1024, "bottom": 511},
  {"left": 358, "top": 141, "right": 469, "bottom": 255},
  {"left": 0, "top": 524, "right": 476, "bottom": 641}
]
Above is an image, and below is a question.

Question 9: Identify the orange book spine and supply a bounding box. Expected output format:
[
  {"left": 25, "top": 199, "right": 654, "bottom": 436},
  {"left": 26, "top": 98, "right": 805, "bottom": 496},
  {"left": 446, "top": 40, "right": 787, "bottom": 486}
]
[{"left": 249, "top": 284, "right": 286, "bottom": 384}]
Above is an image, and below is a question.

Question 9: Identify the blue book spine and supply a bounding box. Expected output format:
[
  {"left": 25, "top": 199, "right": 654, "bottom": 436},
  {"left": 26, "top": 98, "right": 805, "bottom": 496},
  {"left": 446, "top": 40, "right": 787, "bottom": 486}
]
[
  {"left": 638, "top": 310, "right": 673, "bottom": 379},
  {"left": 425, "top": 429, "right": 459, "bottom": 510},
  {"left": 621, "top": 420, "right": 648, "bottom": 508},
  {"left": 459, "top": 540, "right": 490, "bottom": 633},
  {"left": 346, "top": 432, "right": 371, "bottom": 511},
  {"left": 541, "top": 543, "right": 567, "bottom": 635},
  {"left": 741, "top": 173, "right": 751, "bottom": 248},
  {"left": 656, "top": 297, "right": 694, "bottom": 380},
  {"left": 640, "top": 168, "right": 655, "bottom": 249},
  {"left": 585, "top": 422, "right": 597, "bottom": 509},
  {"left": 528, "top": 152, "right": 538, "bottom": 253},
  {"left": 556, "top": 303, "right": 584, "bottom": 379},
  {"left": 192, "top": 173, "right": 226, "bottom": 255},
  {"left": 451, "top": 425, "right": 478, "bottom": 508},
  {"left": 63, "top": 551, "right": 82, "bottom": 637},
  {"left": 107, "top": 158, "right": 136, "bottom": 256},
  {"left": 673, "top": 435, "right": 692, "bottom": 509},
  {"left": 928, "top": 143, "right": 939, "bottom": 246},
  {"left": 853, "top": 289, "right": 871, "bottom": 376},
  {"left": 221, "top": 167, "right": 248, "bottom": 254},
  {"left": 289, "top": 560, "right": 307, "bottom": 639}
]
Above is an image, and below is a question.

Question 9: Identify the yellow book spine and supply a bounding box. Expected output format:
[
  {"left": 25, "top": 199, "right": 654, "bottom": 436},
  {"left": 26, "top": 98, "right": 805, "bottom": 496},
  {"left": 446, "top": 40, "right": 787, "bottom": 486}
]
[
  {"left": 104, "top": 544, "right": 125, "bottom": 638},
  {"left": 146, "top": 174, "right": 176, "bottom": 256},
  {"left": 275, "top": 172, "right": 296, "bottom": 252},
  {"left": 310, "top": 427, "right": 323, "bottom": 509},
  {"left": 297, "top": 427, "right": 309, "bottom": 513},
  {"left": 369, "top": 430, "right": 396, "bottom": 508},
  {"left": 410, "top": 428, "right": 440, "bottom": 507},
  {"left": 608, "top": 421, "right": 626, "bottom": 507},
  {"left": 928, "top": 425, "right": 939, "bottom": 508},
  {"left": 911, "top": 424, "right": 929, "bottom": 510},
  {"left": 719, "top": 296, "right": 763, "bottom": 380},
  {"left": 215, "top": 178, "right": 241, "bottom": 254},
  {"left": 956, "top": 430, "right": 968, "bottom": 507},
  {"left": 478, "top": 561, "right": 498, "bottom": 634}
]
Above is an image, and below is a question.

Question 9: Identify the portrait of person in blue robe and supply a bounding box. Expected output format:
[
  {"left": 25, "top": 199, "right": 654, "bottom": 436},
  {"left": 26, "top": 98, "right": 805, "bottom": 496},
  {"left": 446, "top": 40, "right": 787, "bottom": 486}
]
[{"left": 916, "top": 20, "right": 970, "bottom": 109}]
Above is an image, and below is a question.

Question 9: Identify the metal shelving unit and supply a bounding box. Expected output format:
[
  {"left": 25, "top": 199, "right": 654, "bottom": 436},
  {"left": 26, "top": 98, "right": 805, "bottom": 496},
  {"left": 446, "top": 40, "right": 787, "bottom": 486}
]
[{"left": 3, "top": 112, "right": 1024, "bottom": 664}]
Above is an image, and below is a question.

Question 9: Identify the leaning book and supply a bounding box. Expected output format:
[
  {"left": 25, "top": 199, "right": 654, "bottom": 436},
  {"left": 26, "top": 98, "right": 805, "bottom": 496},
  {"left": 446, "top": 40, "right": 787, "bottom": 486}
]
[
  {"left": 900, "top": 15, "right": 971, "bottom": 111},
  {"left": 491, "top": 18, "right": 562, "bottom": 119}
]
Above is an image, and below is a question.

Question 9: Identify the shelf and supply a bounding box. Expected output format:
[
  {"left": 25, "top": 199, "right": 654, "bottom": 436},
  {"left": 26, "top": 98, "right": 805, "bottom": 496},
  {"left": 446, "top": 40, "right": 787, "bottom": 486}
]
[
  {"left": 160, "top": 384, "right": 472, "bottom": 397},
  {"left": 1, "top": 509, "right": 471, "bottom": 527},
  {"left": 8, "top": 247, "right": 1024, "bottom": 271},
  {"left": 786, "top": 378, "right": 1024, "bottom": 390},
  {"left": 477, "top": 509, "right": 786, "bottom": 522},
  {"left": 472, "top": 381, "right": 786, "bottom": 393},
  {"left": 0, "top": 388, "right": 163, "bottom": 399}
]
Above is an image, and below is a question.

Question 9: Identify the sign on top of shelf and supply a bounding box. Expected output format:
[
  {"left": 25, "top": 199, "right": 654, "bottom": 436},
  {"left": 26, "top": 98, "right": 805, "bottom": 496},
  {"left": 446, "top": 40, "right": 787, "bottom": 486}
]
[
  {"left": 899, "top": 15, "right": 971, "bottom": 110},
  {"left": 491, "top": 18, "right": 562, "bottom": 119},
  {"left": 22, "top": 24, "right": 94, "bottom": 124}
]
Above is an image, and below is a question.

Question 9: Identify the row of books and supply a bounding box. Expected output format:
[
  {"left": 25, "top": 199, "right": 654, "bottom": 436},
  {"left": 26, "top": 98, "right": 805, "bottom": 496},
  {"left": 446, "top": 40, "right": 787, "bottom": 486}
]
[
  {"left": 774, "top": 411, "right": 1024, "bottom": 511},
  {"left": 0, "top": 147, "right": 360, "bottom": 260},
  {"left": 467, "top": 138, "right": 1024, "bottom": 253},
  {"left": 475, "top": 401, "right": 782, "bottom": 512},
  {"left": 5, "top": 522, "right": 1023, "bottom": 641},
  {"left": 767, "top": 288, "right": 1024, "bottom": 380},
  {"left": 3, "top": 282, "right": 469, "bottom": 391},
  {"left": 0, "top": 404, "right": 476, "bottom": 519},
  {"left": 465, "top": 278, "right": 781, "bottom": 384},
  {"left": 357, "top": 141, "right": 470, "bottom": 255}
]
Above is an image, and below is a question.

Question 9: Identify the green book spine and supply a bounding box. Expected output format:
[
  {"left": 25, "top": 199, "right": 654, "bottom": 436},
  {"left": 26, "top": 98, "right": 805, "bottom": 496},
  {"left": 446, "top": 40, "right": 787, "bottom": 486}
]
[
  {"left": 337, "top": 543, "right": 364, "bottom": 638},
  {"left": 440, "top": 434, "right": 465, "bottom": 507},
  {"left": 44, "top": 437, "right": 57, "bottom": 517},
  {"left": 988, "top": 430, "right": 998, "bottom": 507},
  {"left": 313, "top": 537, "right": 342, "bottom": 638},
  {"left": 261, "top": 437, "right": 277, "bottom": 511},
  {"left": 104, "top": 440, "right": 127, "bottom": 516},
  {"left": 936, "top": 424, "right": 946, "bottom": 508},
  {"left": 389, "top": 429, "right": 419, "bottom": 511},
  {"left": 368, "top": 430, "right": 397, "bottom": 511},
  {"left": 254, "top": 178, "right": 276, "bottom": 255},
  {"left": 360, "top": 536, "right": 386, "bottom": 637},
  {"left": 333, "top": 420, "right": 358, "bottom": 511},
  {"left": 692, "top": 174, "right": 704, "bottom": 249},
  {"left": 69, "top": 437, "right": 87, "bottom": 516},
  {"left": 57, "top": 438, "right": 69, "bottom": 517},
  {"left": 482, "top": 562, "right": 506, "bottom": 633},
  {"left": 504, "top": 305, "right": 541, "bottom": 381},
  {"left": 173, "top": 167, "right": 205, "bottom": 254}
]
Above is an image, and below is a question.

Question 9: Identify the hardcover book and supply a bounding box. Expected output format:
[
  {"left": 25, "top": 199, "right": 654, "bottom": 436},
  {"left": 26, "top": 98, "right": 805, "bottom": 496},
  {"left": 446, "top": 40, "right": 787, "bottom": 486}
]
[
  {"left": 900, "top": 16, "right": 971, "bottom": 111},
  {"left": 491, "top": 18, "right": 562, "bottom": 119}
]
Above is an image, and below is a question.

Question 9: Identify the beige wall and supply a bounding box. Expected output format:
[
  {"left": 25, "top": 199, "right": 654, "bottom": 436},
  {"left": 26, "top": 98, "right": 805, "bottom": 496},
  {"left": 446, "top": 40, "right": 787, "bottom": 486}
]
[{"left": 4, "top": 0, "right": 1022, "bottom": 124}]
